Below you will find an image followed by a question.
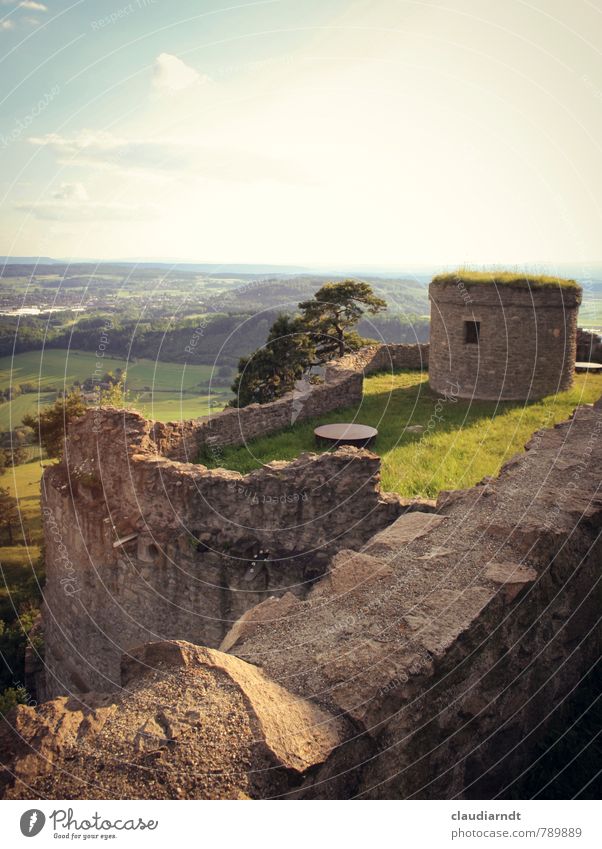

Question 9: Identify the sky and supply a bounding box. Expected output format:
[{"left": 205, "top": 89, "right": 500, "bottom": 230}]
[{"left": 1, "top": 0, "right": 601, "bottom": 270}]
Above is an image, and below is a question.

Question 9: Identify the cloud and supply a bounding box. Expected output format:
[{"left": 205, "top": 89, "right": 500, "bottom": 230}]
[
  {"left": 28, "top": 130, "right": 193, "bottom": 178},
  {"left": 52, "top": 182, "right": 88, "bottom": 201},
  {"left": 15, "top": 198, "right": 158, "bottom": 221},
  {"left": 0, "top": 20, "right": 14, "bottom": 30},
  {"left": 152, "top": 53, "right": 209, "bottom": 93},
  {"left": 28, "top": 129, "right": 314, "bottom": 186},
  {"left": 19, "top": 1, "right": 48, "bottom": 9}
]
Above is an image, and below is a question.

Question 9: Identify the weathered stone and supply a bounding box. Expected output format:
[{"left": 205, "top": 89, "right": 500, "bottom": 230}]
[
  {"left": 310, "top": 550, "right": 394, "bottom": 598},
  {"left": 1, "top": 641, "right": 346, "bottom": 799},
  {"left": 429, "top": 278, "right": 581, "bottom": 400},
  {"left": 484, "top": 562, "right": 538, "bottom": 602},
  {"left": 363, "top": 511, "right": 448, "bottom": 559},
  {"left": 220, "top": 592, "right": 301, "bottom": 652}
]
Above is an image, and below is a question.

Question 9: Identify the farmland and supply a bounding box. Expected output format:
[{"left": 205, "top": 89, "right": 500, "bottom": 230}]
[{"left": 0, "top": 348, "right": 232, "bottom": 429}]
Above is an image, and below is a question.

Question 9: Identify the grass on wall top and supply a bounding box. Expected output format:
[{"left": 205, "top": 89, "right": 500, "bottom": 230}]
[{"left": 432, "top": 270, "right": 581, "bottom": 291}]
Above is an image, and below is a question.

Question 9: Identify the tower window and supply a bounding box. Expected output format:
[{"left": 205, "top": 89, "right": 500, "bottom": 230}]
[{"left": 464, "top": 320, "right": 480, "bottom": 344}]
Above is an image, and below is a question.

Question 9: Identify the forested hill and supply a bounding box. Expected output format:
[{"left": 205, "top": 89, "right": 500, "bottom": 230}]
[{"left": 0, "top": 269, "right": 431, "bottom": 364}]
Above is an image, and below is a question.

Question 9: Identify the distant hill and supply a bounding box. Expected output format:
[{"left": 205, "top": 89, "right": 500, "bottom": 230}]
[{"left": 0, "top": 256, "right": 61, "bottom": 265}]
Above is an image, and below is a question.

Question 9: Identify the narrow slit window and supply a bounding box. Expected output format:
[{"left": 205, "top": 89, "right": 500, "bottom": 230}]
[{"left": 464, "top": 320, "right": 480, "bottom": 344}]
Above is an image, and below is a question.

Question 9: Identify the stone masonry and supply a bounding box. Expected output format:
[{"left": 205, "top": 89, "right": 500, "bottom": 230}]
[
  {"left": 39, "top": 343, "right": 428, "bottom": 698},
  {"left": 3, "top": 397, "right": 601, "bottom": 799},
  {"left": 429, "top": 278, "right": 581, "bottom": 400}
]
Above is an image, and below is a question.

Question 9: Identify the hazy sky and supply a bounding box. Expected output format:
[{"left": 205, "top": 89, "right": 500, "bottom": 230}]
[{"left": 1, "top": 0, "right": 601, "bottom": 269}]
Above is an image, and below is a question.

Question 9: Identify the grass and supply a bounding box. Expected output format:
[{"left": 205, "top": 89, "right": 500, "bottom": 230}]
[
  {"left": 0, "top": 459, "right": 45, "bottom": 622},
  {"left": 204, "top": 370, "right": 602, "bottom": 498},
  {"left": 0, "top": 348, "right": 220, "bottom": 391},
  {"left": 134, "top": 391, "right": 228, "bottom": 421},
  {"left": 433, "top": 270, "right": 580, "bottom": 290},
  {"left": 0, "top": 349, "right": 232, "bottom": 427},
  {"left": 0, "top": 391, "right": 57, "bottom": 431}
]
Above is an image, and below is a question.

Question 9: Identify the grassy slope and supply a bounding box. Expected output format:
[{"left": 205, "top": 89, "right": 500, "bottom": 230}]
[
  {"left": 0, "top": 459, "right": 45, "bottom": 621},
  {"left": 0, "top": 349, "right": 231, "bottom": 427},
  {"left": 207, "top": 371, "right": 602, "bottom": 498}
]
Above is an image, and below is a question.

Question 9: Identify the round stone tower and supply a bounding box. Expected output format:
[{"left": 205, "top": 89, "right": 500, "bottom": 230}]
[{"left": 428, "top": 273, "right": 582, "bottom": 401}]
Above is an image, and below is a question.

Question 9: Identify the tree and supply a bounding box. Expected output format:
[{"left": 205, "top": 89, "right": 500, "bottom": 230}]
[
  {"left": 22, "top": 389, "right": 87, "bottom": 459},
  {"left": 299, "top": 279, "right": 387, "bottom": 359},
  {"left": 229, "top": 315, "right": 315, "bottom": 407},
  {"left": 228, "top": 281, "right": 387, "bottom": 408},
  {"left": 98, "top": 372, "right": 130, "bottom": 407},
  {"left": 0, "top": 487, "right": 20, "bottom": 545}
]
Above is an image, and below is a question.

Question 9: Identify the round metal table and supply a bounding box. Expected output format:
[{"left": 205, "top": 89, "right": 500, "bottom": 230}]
[{"left": 314, "top": 422, "right": 378, "bottom": 448}]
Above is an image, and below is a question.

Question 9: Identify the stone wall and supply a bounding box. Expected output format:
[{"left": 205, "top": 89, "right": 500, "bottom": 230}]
[
  {"left": 148, "top": 343, "right": 429, "bottom": 462},
  {"left": 576, "top": 327, "right": 602, "bottom": 363},
  {"left": 226, "top": 400, "right": 602, "bottom": 798},
  {"left": 7, "top": 398, "right": 601, "bottom": 800},
  {"left": 429, "top": 280, "right": 581, "bottom": 400},
  {"left": 40, "top": 342, "right": 431, "bottom": 697},
  {"left": 41, "top": 404, "right": 405, "bottom": 697}
]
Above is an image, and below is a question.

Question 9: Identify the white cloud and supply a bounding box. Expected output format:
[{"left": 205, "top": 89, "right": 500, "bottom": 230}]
[
  {"left": 152, "top": 53, "right": 209, "bottom": 93},
  {"left": 15, "top": 198, "right": 158, "bottom": 221},
  {"left": 18, "top": 1, "right": 48, "bottom": 10},
  {"left": 28, "top": 129, "right": 192, "bottom": 179},
  {"left": 27, "top": 129, "right": 310, "bottom": 185},
  {"left": 52, "top": 182, "right": 88, "bottom": 201},
  {"left": 0, "top": 19, "right": 14, "bottom": 30}
]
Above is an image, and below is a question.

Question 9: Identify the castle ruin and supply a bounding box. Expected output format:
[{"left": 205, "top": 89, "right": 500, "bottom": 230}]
[
  {"left": 3, "top": 305, "right": 600, "bottom": 800},
  {"left": 429, "top": 274, "right": 581, "bottom": 400}
]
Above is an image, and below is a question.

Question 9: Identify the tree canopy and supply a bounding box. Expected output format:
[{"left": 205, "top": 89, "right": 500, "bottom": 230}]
[
  {"left": 22, "top": 389, "right": 87, "bottom": 459},
  {"left": 230, "top": 280, "right": 386, "bottom": 407},
  {"left": 230, "top": 315, "right": 315, "bottom": 407},
  {"left": 298, "top": 280, "right": 387, "bottom": 359}
]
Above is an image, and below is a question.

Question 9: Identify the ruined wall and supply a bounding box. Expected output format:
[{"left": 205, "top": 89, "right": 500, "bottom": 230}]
[
  {"left": 429, "top": 280, "right": 581, "bottom": 400},
  {"left": 40, "top": 342, "right": 431, "bottom": 697},
  {"left": 41, "top": 403, "right": 404, "bottom": 697},
  {"left": 577, "top": 327, "right": 602, "bottom": 363},
  {"left": 149, "top": 343, "right": 429, "bottom": 462},
  {"left": 8, "top": 399, "right": 600, "bottom": 800},
  {"left": 226, "top": 401, "right": 602, "bottom": 799}
]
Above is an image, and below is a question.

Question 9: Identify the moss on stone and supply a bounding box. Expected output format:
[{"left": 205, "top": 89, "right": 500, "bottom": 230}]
[{"left": 432, "top": 270, "right": 580, "bottom": 290}]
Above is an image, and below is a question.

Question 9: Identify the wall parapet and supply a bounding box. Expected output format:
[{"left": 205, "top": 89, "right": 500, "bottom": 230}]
[{"left": 150, "top": 342, "right": 429, "bottom": 462}]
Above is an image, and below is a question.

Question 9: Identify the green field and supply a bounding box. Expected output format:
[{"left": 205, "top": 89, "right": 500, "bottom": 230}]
[
  {"left": 578, "top": 300, "right": 602, "bottom": 332},
  {"left": 0, "top": 349, "right": 232, "bottom": 428},
  {"left": 0, "top": 459, "right": 45, "bottom": 622},
  {"left": 205, "top": 370, "right": 602, "bottom": 498}
]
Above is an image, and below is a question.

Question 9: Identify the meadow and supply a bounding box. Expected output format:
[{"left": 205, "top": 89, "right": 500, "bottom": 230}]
[
  {"left": 0, "top": 348, "right": 231, "bottom": 429},
  {"left": 205, "top": 370, "right": 602, "bottom": 498},
  {"left": 0, "top": 459, "right": 44, "bottom": 622}
]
